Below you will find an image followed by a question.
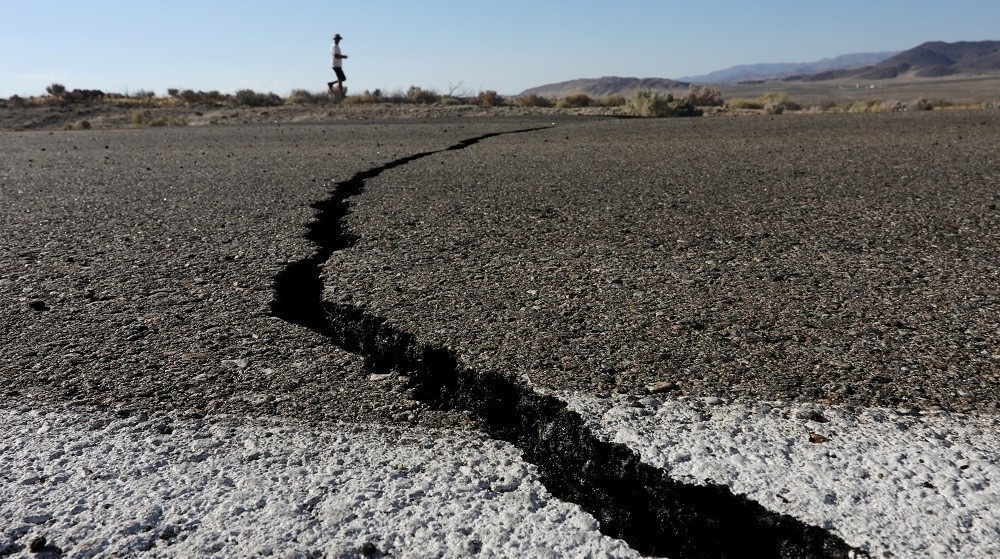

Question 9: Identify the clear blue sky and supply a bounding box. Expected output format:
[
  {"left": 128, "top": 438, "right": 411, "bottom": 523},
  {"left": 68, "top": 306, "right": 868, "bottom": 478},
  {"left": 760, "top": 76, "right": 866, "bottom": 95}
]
[{"left": 2, "top": 0, "right": 997, "bottom": 98}]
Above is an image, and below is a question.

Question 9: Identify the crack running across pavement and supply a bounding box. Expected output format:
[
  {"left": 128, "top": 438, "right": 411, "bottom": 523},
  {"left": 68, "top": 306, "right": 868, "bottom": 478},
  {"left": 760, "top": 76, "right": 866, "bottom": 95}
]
[{"left": 270, "top": 126, "right": 858, "bottom": 559}]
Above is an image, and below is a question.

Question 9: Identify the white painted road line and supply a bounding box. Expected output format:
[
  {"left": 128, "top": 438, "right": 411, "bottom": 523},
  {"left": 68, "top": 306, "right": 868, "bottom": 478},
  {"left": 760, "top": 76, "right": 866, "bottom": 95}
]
[
  {"left": 4, "top": 397, "right": 997, "bottom": 558},
  {"left": 1, "top": 406, "right": 639, "bottom": 558},
  {"left": 563, "top": 393, "right": 1000, "bottom": 558}
]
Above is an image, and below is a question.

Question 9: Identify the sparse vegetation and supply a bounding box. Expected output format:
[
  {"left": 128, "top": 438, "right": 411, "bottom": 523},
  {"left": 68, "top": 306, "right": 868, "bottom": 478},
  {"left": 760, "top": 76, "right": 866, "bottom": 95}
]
[
  {"left": 625, "top": 90, "right": 702, "bottom": 117},
  {"left": 234, "top": 89, "right": 282, "bottom": 107},
  {"left": 3, "top": 79, "right": 994, "bottom": 131},
  {"left": 64, "top": 120, "right": 91, "bottom": 131},
  {"left": 599, "top": 95, "right": 627, "bottom": 107},
  {"left": 406, "top": 86, "right": 441, "bottom": 104},
  {"left": 627, "top": 90, "right": 672, "bottom": 116},
  {"left": 729, "top": 92, "right": 801, "bottom": 113},
  {"left": 515, "top": 94, "right": 554, "bottom": 108},
  {"left": 556, "top": 93, "right": 593, "bottom": 108},
  {"left": 343, "top": 89, "right": 386, "bottom": 105},
  {"left": 46, "top": 83, "right": 67, "bottom": 98},
  {"left": 683, "top": 86, "right": 725, "bottom": 107},
  {"left": 287, "top": 89, "right": 327, "bottom": 105},
  {"left": 848, "top": 99, "right": 879, "bottom": 113},
  {"left": 476, "top": 90, "right": 504, "bottom": 107},
  {"left": 131, "top": 110, "right": 187, "bottom": 127},
  {"left": 174, "top": 89, "right": 228, "bottom": 105}
]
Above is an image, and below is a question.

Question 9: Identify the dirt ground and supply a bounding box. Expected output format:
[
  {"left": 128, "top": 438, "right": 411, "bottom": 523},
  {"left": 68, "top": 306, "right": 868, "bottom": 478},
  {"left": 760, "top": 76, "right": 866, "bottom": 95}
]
[{"left": 0, "top": 101, "right": 626, "bottom": 131}]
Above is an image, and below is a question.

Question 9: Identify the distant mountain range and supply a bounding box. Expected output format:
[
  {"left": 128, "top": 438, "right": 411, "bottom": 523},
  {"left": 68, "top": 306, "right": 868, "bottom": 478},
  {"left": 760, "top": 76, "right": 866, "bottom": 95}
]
[
  {"left": 519, "top": 41, "right": 1000, "bottom": 96},
  {"left": 787, "top": 40, "right": 1000, "bottom": 81},
  {"left": 678, "top": 52, "right": 898, "bottom": 84}
]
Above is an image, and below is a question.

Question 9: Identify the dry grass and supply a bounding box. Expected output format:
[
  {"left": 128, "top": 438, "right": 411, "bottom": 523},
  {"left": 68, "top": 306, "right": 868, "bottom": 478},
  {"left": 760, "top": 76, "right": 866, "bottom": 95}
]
[
  {"left": 556, "top": 93, "right": 593, "bottom": 108},
  {"left": 131, "top": 110, "right": 187, "bottom": 127},
  {"left": 63, "top": 120, "right": 91, "bottom": 131}
]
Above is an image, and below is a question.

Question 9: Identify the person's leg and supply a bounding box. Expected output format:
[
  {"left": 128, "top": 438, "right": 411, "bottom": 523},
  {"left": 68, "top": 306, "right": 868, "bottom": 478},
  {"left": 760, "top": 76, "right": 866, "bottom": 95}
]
[{"left": 335, "top": 68, "right": 347, "bottom": 95}]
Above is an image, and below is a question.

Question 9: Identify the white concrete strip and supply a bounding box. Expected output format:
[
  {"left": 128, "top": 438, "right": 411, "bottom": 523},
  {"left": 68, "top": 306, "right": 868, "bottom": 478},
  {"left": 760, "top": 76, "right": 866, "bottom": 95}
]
[
  {"left": 562, "top": 393, "right": 1000, "bottom": 559},
  {"left": 0, "top": 406, "right": 639, "bottom": 558}
]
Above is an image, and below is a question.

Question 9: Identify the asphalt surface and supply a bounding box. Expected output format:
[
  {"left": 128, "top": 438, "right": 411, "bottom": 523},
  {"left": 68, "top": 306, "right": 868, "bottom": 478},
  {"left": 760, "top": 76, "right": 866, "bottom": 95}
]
[
  {"left": 2, "top": 111, "right": 998, "bottom": 422},
  {"left": 2, "top": 111, "right": 998, "bottom": 557},
  {"left": 0, "top": 120, "right": 526, "bottom": 427},
  {"left": 327, "top": 111, "right": 999, "bottom": 413}
]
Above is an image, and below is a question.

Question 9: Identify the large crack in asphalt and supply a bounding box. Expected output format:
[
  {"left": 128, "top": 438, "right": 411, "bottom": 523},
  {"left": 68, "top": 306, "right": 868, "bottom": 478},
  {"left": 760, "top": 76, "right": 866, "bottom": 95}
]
[{"left": 270, "top": 127, "right": 857, "bottom": 559}]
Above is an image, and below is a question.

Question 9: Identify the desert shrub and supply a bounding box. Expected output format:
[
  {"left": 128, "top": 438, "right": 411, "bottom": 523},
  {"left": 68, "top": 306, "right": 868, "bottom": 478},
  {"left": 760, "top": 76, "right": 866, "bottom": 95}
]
[
  {"left": 64, "top": 120, "right": 92, "bottom": 130},
  {"left": 211, "top": 91, "right": 227, "bottom": 102},
  {"left": 625, "top": 90, "right": 672, "bottom": 116},
  {"left": 669, "top": 99, "right": 701, "bottom": 117},
  {"left": 131, "top": 89, "right": 155, "bottom": 99},
  {"left": 810, "top": 100, "right": 842, "bottom": 113},
  {"left": 378, "top": 89, "right": 407, "bottom": 103},
  {"left": 600, "top": 95, "right": 627, "bottom": 107},
  {"left": 878, "top": 100, "right": 906, "bottom": 112},
  {"left": 202, "top": 90, "right": 227, "bottom": 104},
  {"left": 343, "top": 89, "right": 386, "bottom": 105},
  {"left": 46, "top": 83, "right": 67, "bottom": 97},
  {"left": 288, "top": 89, "right": 325, "bottom": 104},
  {"left": 63, "top": 89, "right": 106, "bottom": 103},
  {"left": 234, "top": 89, "right": 282, "bottom": 107},
  {"left": 131, "top": 110, "right": 151, "bottom": 126},
  {"left": 179, "top": 89, "right": 199, "bottom": 103},
  {"left": 131, "top": 110, "right": 186, "bottom": 126},
  {"left": 634, "top": 91, "right": 700, "bottom": 117},
  {"left": 848, "top": 100, "right": 878, "bottom": 113},
  {"left": 150, "top": 115, "right": 187, "bottom": 126},
  {"left": 476, "top": 90, "right": 504, "bottom": 107},
  {"left": 406, "top": 86, "right": 441, "bottom": 104},
  {"left": 762, "top": 92, "right": 800, "bottom": 111},
  {"left": 764, "top": 102, "right": 784, "bottom": 115},
  {"left": 167, "top": 88, "right": 179, "bottom": 98},
  {"left": 729, "top": 93, "right": 800, "bottom": 112},
  {"left": 683, "top": 85, "right": 725, "bottom": 107},
  {"left": 177, "top": 89, "right": 227, "bottom": 104},
  {"left": 727, "top": 98, "right": 764, "bottom": 110},
  {"left": 556, "top": 93, "right": 593, "bottom": 108},
  {"left": 515, "top": 94, "right": 554, "bottom": 108}
]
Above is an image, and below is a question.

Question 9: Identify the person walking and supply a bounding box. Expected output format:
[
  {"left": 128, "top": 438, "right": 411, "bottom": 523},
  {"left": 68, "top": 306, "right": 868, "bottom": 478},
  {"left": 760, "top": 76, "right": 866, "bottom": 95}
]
[{"left": 328, "top": 34, "right": 348, "bottom": 96}]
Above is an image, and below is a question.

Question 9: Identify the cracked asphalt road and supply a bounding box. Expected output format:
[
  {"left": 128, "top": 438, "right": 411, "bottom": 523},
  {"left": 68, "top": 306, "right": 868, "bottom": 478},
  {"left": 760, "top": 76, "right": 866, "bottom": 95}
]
[
  {"left": 2, "top": 111, "right": 998, "bottom": 425},
  {"left": 2, "top": 111, "right": 998, "bottom": 557},
  {"left": 1, "top": 120, "right": 539, "bottom": 427},
  {"left": 327, "top": 111, "right": 1000, "bottom": 414}
]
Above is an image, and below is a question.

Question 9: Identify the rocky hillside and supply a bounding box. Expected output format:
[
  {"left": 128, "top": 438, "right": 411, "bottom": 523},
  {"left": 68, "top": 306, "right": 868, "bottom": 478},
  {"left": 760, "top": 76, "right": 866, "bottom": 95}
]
[
  {"left": 792, "top": 40, "right": 1000, "bottom": 81},
  {"left": 519, "top": 77, "right": 690, "bottom": 98},
  {"left": 521, "top": 42, "right": 1000, "bottom": 94}
]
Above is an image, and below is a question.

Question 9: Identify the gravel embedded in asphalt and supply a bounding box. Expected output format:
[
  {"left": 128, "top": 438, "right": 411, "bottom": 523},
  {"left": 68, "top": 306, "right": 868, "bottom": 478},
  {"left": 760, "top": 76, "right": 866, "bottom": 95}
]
[
  {"left": 2, "top": 111, "right": 998, "bottom": 558},
  {"left": 3, "top": 113, "right": 997, "bottom": 421},
  {"left": 324, "top": 111, "right": 999, "bottom": 413},
  {"left": 0, "top": 121, "right": 524, "bottom": 426}
]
